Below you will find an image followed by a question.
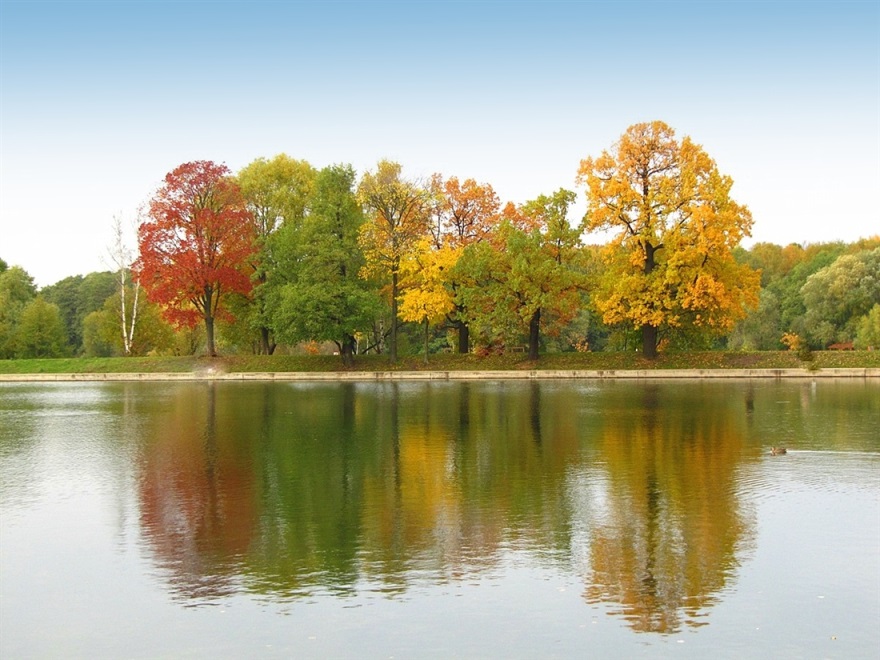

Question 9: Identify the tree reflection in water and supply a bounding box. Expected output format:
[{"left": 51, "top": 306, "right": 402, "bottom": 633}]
[
  {"left": 581, "top": 383, "right": 756, "bottom": 633},
  {"left": 134, "top": 381, "right": 756, "bottom": 630},
  {"left": 138, "top": 382, "right": 257, "bottom": 603}
]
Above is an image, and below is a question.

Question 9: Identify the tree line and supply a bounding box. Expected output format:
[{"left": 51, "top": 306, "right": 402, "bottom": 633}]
[{"left": 2, "top": 121, "right": 878, "bottom": 362}]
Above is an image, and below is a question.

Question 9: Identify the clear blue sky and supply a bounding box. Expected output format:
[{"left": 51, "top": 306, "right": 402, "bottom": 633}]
[{"left": 1, "top": 0, "right": 878, "bottom": 286}]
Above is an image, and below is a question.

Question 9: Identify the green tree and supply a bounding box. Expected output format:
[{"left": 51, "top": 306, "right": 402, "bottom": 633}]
[
  {"left": 41, "top": 275, "right": 84, "bottom": 350},
  {"left": 456, "top": 190, "right": 586, "bottom": 360},
  {"left": 728, "top": 239, "right": 879, "bottom": 348},
  {"left": 82, "top": 291, "right": 175, "bottom": 357},
  {"left": 41, "top": 271, "right": 116, "bottom": 353},
  {"left": 82, "top": 310, "right": 115, "bottom": 357},
  {"left": 726, "top": 289, "right": 783, "bottom": 350},
  {"left": 0, "top": 265, "right": 37, "bottom": 358},
  {"left": 16, "top": 296, "right": 69, "bottom": 358},
  {"left": 236, "top": 154, "right": 317, "bottom": 354},
  {"left": 0, "top": 265, "right": 37, "bottom": 303},
  {"left": 801, "top": 248, "right": 880, "bottom": 346},
  {"left": 737, "top": 242, "right": 807, "bottom": 288},
  {"left": 770, "top": 243, "right": 846, "bottom": 340},
  {"left": 578, "top": 121, "right": 760, "bottom": 357},
  {"left": 78, "top": 272, "right": 117, "bottom": 325},
  {"left": 272, "top": 165, "right": 381, "bottom": 366},
  {"left": 855, "top": 304, "right": 880, "bottom": 350},
  {"left": 358, "top": 160, "right": 431, "bottom": 361}
]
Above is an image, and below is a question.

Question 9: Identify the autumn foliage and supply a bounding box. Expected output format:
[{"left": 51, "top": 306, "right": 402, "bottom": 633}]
[
  {"left": 135, "top": 161, "right": 256, "bottom": 356},
  {"left": 578, "top": 121, "right": 760, "bottom": 357},
  {"left": 9, "top": 125, "right": 879, "bottom": 361},
  {"left": 428, "top": 175, "right": 500, "bottom": 248},
  {"left": 358, "top": 160, "right": 431, "bottom": 361},
  {"left": 10, "top": 121, "right": 791, "bottom": 360},
  {"left": 453, "top": 190, "right": 586, "bottom": 360}
]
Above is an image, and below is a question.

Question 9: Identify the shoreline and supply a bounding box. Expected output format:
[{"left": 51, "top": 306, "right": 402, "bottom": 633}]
[{"left": 1, "top": 368, "right": 878, "bottom": 382}]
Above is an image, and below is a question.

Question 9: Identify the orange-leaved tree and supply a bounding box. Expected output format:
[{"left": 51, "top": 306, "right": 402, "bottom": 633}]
[
  {"left": 428, "top": 174, "right": 500, "bottom": 248},
  {"left": 577, "top": 121, "right": 759, "bottom": 357},
  {"left": 427, "top": 174, "right": 501, "bottom": 353},
  {"left": 135, "top": 161, "right": 256, "bottom": 356}
]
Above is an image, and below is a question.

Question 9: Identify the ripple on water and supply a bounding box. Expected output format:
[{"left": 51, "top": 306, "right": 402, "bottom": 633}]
[{"left": 736, "top": 450, "right": 880, "bottom": 502}]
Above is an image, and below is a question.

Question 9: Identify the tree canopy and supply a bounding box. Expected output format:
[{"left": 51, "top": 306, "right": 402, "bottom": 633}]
[
  {"left": 135, "top": 160, "right": 257, "bottom": 356},
  {"left": 426, "top": 174, "right": 501, "bottom": 353},
  {"left": 236, "top": 155, "right": 318, "bottom": 354},
  {"left": 16, "top": 297, "right": 68, "bottom": 358},
  {"left": 578, "top": 121, "right": 760, "bottom": 357},
  {"left": 358, "top": 160, "right": 431, "bottom": 361},
  {"left": 7, "top": 121, "right": 878, "bottom": 362},
  {"left": 270, "top": 164, "right": 380, "bottom": 366},
  {"left": 801, "top": 247, "right": 880, "bottom": 347},
  {"left": 455, "top": 190, "right": 586, "bottom": 360},
  {"left": 41, "top": 271, "right": 116, "bottom": 354},
  {"left": 0, "top": 266, "right": 39, "bottom": 358}
]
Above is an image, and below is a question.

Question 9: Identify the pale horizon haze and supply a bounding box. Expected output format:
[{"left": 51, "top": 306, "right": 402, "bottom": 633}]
[{"left": 1, "top": 0, "right": 878, "bottom": 287}]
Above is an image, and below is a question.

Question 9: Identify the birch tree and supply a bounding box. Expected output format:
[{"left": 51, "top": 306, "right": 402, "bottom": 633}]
[{"left": 108, "top": 213, "right": 140, "bottom": 355}]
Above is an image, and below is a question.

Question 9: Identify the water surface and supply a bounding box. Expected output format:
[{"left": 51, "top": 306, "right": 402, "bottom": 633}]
[{"left": 1, "top": 379, "right": 878, "bottom": 658}]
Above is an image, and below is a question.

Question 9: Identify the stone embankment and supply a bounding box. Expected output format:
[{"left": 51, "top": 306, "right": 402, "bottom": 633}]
[{"left": 1, "top": 368, "right": 878, "bottom": 382}]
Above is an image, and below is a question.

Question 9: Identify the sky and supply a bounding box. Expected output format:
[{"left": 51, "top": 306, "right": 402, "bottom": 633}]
[{"left": 1, "top": 0, "right": 878, "bottom": 287}]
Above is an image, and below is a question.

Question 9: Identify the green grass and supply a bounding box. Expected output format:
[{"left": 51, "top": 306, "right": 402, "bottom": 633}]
[{"left": 1, "top": 350, "right": 878, "bottom": 375}]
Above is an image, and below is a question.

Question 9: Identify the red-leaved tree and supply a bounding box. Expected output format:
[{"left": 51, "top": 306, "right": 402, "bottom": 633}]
[{"left": 135, "top": 161, "right": 256, "bottom": 356}]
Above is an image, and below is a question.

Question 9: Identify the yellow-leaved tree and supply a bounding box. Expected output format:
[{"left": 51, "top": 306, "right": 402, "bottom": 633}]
[
  {"left": 577, "top": 121, "right": 760, "bottom": 357},
  {"left": 398, "top": 238, "right": 461, "bottom": 362},
  {"left": 358, "top": 160, "right": 431, "bottom": 361}
]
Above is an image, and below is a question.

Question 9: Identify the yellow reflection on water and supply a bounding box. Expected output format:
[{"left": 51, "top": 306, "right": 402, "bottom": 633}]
[{"left": 581, "top": 384, "right": 757, "bottom": 633}]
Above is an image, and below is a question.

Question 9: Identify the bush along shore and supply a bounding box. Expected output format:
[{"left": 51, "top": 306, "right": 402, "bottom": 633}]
[{"left": 0, "top": 351, "right": 878, "bottom": 378}]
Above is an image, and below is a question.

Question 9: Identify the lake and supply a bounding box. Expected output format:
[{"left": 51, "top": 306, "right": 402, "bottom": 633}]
[{"left": 1, "top": 378, "right": 878, "bottom": 658}]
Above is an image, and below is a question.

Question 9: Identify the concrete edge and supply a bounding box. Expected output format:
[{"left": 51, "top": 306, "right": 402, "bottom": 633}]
[{"left": 1, "top": 368, "right": 879, "bottom": 382}]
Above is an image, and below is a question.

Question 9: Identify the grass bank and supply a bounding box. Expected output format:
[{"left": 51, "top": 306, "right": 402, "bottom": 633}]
[{"left": 1, "top": 351, "right": 878, "bottom": 375}]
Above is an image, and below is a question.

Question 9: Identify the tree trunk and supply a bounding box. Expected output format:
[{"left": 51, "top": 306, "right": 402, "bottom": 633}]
[
  {"left": 127, "top": 281, "right": 139, "bottom": 355},
  {"left": 641, "top": 240, "right": 660, "bottom": 359},
  {"left": 255, "top": 272, "right": 275, "bottom": 355},
  {"left": 205, "top": 315, "right": 216, "bottom": 357},
  {"left": 423, "top": 319, "right": 430, "bottom": 364},
  {"left": 457, "top": 321, "right": 470, "bottom": 354},
  {"left": 642, "top": 323, "right": 658, "bottom": 358},
  {"left": 390, "top": 270, "right": 399, "bottom": 362},
  {"left": 259, "top": 326, "right": 276, "bottom": 355},
  {"left": 528, "top": 308, "right": 541, "bottom": 361},
  {"left": 202, "top": 285, "right": 218, "bottom": 357},
  {"left": 119, "top": 270, "right": 129, "bottom": 354},
  {"left": 340, "top": 334, "right": 355, "bottom": 368}
]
